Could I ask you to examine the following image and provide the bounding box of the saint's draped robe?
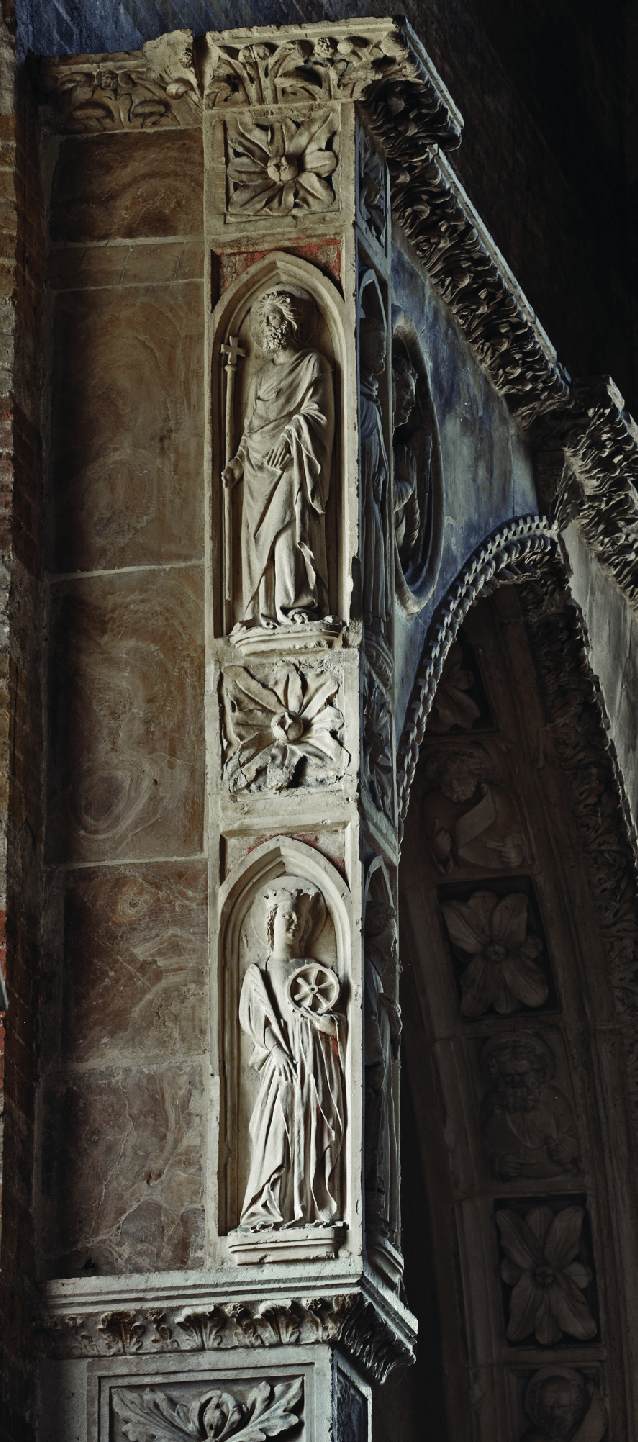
[238,959,344,1227]
[238,348,334,621]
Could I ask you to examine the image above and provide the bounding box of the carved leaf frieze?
[221,662,348,792]
[39,1293,415,1381]
[39,33,200,132]
[204,18,461,132]
[497,1204,597,1346]
[226,110,339,216]
[112,1377,303,1442]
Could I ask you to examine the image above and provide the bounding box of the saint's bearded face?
[439,756,481,803]
[494,1054,545,1112]
[260,306,297,355]
[536,1377,586,1438]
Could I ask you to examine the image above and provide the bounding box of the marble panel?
[50,281,204,572]
[61,861,208,1064]
[42,1062,206,1276]
[50,130,204,243]
[47,567,204,865]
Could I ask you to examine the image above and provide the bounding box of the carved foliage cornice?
[203,17,462,150]
[38,1292,414,1383]
[534,376,638,606]
[363,133,570,425]
[397,515,560,831]
[37,29,201,132]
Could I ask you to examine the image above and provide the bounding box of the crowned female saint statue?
[238,877,344,1229]
[223,287,335,632]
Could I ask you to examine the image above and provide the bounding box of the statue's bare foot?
[288,610,311,626]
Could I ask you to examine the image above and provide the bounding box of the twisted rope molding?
[396,514,559,835]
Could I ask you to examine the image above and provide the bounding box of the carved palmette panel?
[218,838,350,1251]
[111,1375,304,1441]
[391,316,443,612]
[211,254,345,640]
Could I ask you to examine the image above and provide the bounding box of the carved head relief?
[523,1366,606,1442]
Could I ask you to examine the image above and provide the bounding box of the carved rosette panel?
[225,108,340,218]
[220,660,349,792]
[111,1376,304,1442]
[496,1201,598,1348]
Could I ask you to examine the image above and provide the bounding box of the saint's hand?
[265,435,290,471]
[271,1045,295,1083]
[222,456,243,488]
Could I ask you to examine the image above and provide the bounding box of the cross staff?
[221,334,246,612]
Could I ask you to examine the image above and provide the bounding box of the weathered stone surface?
[60,862,208,1063]
[48,239,204,292]
[42,1062,206,1275]
[50,281,204,572]
[46,567,204,864]
[50,129,203,242]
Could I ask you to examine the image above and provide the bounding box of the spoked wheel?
[287,961,339,1015]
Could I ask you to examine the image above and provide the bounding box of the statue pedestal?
[227,1224,346,1265]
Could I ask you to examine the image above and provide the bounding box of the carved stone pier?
[30,18,468,1439]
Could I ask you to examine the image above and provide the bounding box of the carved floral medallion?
[441,889,549,1017]
[497,1204,597,1346]
[221,662,348,791]
[226,110,339,216]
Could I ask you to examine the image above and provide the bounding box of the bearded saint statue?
[223,286,334,629]
[238,877,344,1228]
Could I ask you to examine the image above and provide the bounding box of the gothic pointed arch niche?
[210,250,348,638]
[216,834,355,1259]
[387,527,638,1442]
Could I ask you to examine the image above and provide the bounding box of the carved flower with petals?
[497,1205,597,1345]
[227,110,339,215]
[222,662,348,791]
[441,890,548,1017]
